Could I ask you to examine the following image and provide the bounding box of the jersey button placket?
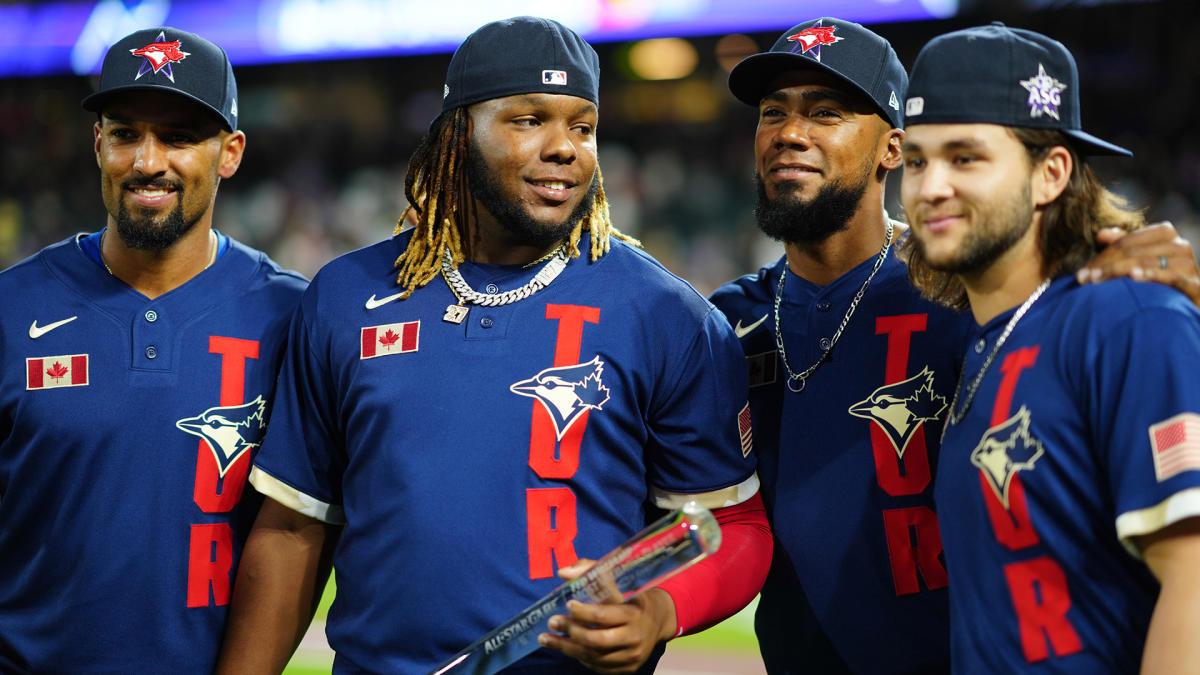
[133,306,170,370]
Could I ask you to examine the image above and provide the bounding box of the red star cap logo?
[786,26,843,53]
[129,32,190,82]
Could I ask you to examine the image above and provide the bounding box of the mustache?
[121,178,182,191]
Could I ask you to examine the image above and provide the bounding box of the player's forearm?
[656,492,772,636]
[215,498,333,675]
[1138,517,1200,674]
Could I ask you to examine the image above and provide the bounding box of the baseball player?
[711,17,1200,674]
[215,16,771,674]
[902,24,1200,672]
[0,28,306,672]
[711,18,962,673]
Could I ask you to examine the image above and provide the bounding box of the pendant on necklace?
[443,304,469,324]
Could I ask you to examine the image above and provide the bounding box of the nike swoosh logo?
[365,292,406,310]
[733,314,768,339]
[29,316,78,339]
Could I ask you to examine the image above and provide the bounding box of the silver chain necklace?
[774,220,894,393]
[944,277,1051,428]
[439,245,568,324]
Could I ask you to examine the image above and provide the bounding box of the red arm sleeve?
[655,492,772,636]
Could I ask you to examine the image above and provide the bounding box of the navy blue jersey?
[936,276,1200,673]
[0,233,306,672]
[710,248,969,674]
[251,230,758,674]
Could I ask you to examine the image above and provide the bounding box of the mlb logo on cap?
[543,70,567,85]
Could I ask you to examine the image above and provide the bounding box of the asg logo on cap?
[1020,63,1066,120]
[130,31,190,83]
[542,70,567,85]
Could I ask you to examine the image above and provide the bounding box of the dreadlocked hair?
[391,107,639,299]
[902,127,1144,311]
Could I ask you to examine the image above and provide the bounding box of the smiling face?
[465,93,599,251]
[900,123,1039,276]
[94,89,243,251]
[753,70,894,243]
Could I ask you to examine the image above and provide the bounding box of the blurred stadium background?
[2,0,1194,671]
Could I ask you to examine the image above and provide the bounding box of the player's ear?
[93,121,103,167]
[1032,145,1071,207]
[879,126,904,173]
[217,130,246,179]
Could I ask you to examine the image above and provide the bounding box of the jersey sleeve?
[250,287,348,524]
[645,306,759,510]
[1094,299,1200,555]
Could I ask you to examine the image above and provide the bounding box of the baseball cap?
[904,23,1130,156]
[82,27,238,132]
[441,16,599,113]
[728,17,906,128]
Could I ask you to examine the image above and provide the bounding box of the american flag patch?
[542,69,567,85]
[738,402,753,457]
[361,321,419,359]
[27,354,89,390]
[1149,413,1200,481]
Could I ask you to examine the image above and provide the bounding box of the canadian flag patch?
[738,402,753,457]
[1149,413,1200,481]
[27,354,89,390]
[361,321,419,359]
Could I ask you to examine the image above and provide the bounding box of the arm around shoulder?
[215,496,340,675]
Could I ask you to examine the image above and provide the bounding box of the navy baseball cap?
[441,16,599,113]
[904,23,1130,156]
[82,27,238,132]
[728,17,906,128]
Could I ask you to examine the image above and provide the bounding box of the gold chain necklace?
[99,229,217,276]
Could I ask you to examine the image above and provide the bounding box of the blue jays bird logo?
[970,406,1045,509]
[130,31,190,82]
[176,396,268,477]
[848,367,947,459]
[510,357,610,440]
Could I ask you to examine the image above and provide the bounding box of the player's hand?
[1077,221,1200,307]
[538,559,677,674]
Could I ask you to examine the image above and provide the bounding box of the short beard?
[914,180,1034,276]
[754,170,869,245]
[467,139,599,250]
[114,182,194,251]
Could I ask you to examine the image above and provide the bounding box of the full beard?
[754,169,870,245]
[913,181,1034,276]
[467,139,599,250]
[114,182,195,251]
